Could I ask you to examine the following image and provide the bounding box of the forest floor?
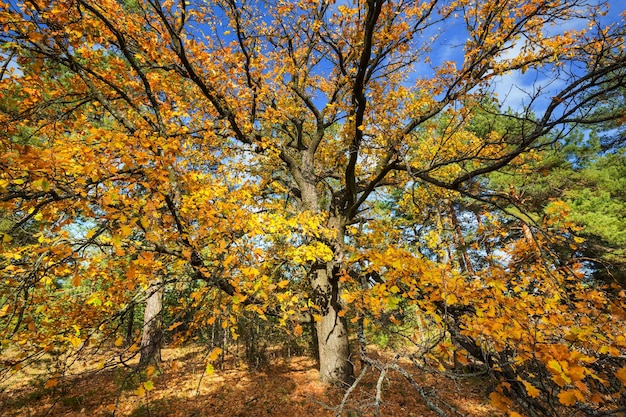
[1,345,507,417]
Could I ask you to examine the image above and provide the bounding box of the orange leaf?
[489,391,512,410]
[44,378,58,389]
[558,389,584,406]
[616,367,626,386]
[569,365,586,383]
[167,321,183,331]
[522,380,540,398]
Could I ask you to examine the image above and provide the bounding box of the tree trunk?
[125,302,135,347]
[299,163,354,385]
[310,262,354,386]
[309,318,320,366]
[139,280,163,367]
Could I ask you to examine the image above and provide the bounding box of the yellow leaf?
[522,380,540,398]
[293,324,303,336]
[112,235,124,256]
[69,336,82,348]
[546,359,563,374]
[277,280,289,288]
[143,380,154,391]
[114,336,124,347]
[444,293,457,305]
[134,385,145,396]
[205,363,214,375]
[208,347,222,362]
[120,224,133,237]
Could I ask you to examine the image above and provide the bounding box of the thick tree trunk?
[299,162,354,385]
[139,280,163,367]
[310,262,354,386]
[309,319,320,365]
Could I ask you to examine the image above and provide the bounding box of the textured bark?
[311,262,354,385]
[299,172,355,385]
[125,303,135,347]
[139,280,163,367]
[309,319,320,366]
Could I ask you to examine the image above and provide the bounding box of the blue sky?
[3,0,623,114]
[428,0,626,112]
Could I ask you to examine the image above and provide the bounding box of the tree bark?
[125,302,135,347]
[310,261,354,386]
[299,172,355,385]
[139,280,163,367]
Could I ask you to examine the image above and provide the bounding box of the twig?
[334,364,370,417]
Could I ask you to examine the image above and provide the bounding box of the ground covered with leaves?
[1,346,506,417]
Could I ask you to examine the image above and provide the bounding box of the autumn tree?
[1,0,626,414]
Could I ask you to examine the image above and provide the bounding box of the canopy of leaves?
[1,0,625,415]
